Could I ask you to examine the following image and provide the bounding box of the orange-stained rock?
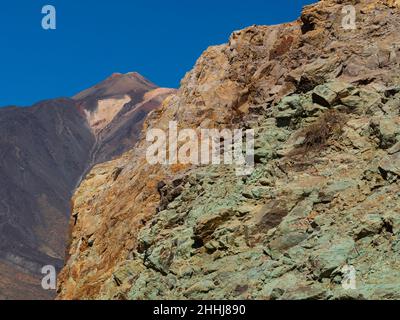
[58,0,400,300]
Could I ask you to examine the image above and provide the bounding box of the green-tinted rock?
[310,237,355,278]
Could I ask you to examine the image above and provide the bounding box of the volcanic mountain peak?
[71,72,175,138]
[72,72,158,102]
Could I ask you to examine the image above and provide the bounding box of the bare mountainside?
[59,0,400,300]
[0,73,174,299]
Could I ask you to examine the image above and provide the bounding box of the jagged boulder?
[380,152,400,178]
[312,82,353,108]
[370,117,400,149]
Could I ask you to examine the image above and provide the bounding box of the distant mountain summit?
[74,72,176,164]
[0,73,175,299]
[73,72,158,105]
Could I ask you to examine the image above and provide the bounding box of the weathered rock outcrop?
[58,0,400,300]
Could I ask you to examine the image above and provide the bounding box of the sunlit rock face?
[0,73,174,299]
[58,0,400,300]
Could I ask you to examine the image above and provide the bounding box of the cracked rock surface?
[58,0,400,300]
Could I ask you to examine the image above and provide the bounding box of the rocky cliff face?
[58,0,400,299]
[0,73,173,299]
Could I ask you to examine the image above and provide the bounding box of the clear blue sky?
[0,0,316,107]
